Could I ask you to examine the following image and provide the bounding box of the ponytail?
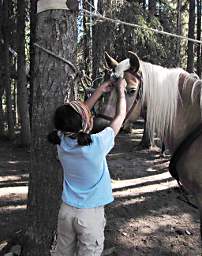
[77,132,92,146]
[47,130,61,145]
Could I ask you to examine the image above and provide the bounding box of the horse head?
[93,52,143,132]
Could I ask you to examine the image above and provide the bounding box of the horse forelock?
[114,59,130,78]
[140,61,183,141]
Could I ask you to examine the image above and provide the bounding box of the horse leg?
[161,142,165,154]
[139,118,152,149]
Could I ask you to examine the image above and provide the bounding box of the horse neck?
[140,61,202,152]
[167,74,202,152]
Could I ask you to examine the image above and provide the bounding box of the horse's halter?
[95,71,143,123]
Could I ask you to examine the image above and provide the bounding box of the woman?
[48,78,126,256]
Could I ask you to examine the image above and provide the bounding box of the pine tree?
[22,1,78,254]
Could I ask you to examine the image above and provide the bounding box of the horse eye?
[127,88,136,96]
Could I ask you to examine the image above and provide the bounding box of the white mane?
[140,61,184,141]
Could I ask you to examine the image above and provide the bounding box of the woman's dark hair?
[47,105,92,146]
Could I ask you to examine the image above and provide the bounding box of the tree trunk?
[187,0,195,73]
[142,0,146,10]
[29,0,38,127]
[176,0,182,66]
[0,87,4,136]
[158,0,162,17]
[92,0,114,84]
[0,2,5,136]
[22,3,78,256]
[148,0,156,16]
[196,0,201,77]
[17,0,31,146]
[13,81,17,126]
[83,0,92,76]
[2,0,15,140]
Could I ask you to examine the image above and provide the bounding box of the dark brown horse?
[94,52,202,242]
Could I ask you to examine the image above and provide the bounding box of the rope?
[33,43,95,100]
[83,9,202,45]
[34,43,78,73]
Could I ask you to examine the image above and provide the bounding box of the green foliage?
[112,1,179,67]
[79,0,191,78]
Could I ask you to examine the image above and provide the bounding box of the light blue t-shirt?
[57,127,115,208]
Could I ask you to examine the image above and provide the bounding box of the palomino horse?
[94,52,202,241]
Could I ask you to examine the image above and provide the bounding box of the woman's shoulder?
[91,127,115,139]
[91,127,115,153]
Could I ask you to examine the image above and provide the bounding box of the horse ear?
[128,51,140,73]
[105,52,118,69]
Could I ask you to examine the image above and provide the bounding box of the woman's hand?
[85,80,113,110]
[116,78,127,97]
[99,80,114,93]
[109,78,127,136]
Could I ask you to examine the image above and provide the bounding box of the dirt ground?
[0,122,201,256]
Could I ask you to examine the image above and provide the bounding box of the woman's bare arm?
[110,79,126,135]
[84,80,113,110]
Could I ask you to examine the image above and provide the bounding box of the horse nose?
[92,117,110,133]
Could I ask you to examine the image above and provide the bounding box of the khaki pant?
[52,202,106,256]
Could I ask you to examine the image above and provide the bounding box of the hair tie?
[65,101,93,134]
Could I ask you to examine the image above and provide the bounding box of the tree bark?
[176,0,182,66]
[82,0,93,76]
[0,91,4,136]
[0,2,5,136]
[17,0,31,146]
[196,0,201,77]
[29,0,38,127]
[142,0,146,10]
[148,0,156,16]
[22,4,78,256]
[187,0,195,73]
[92,0,115,85]
[2,0,15,140]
